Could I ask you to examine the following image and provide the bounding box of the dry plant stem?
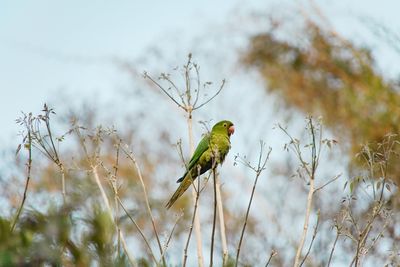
[187,111,205,267]
[100,159,158,267]
[216,176,228,264]
[265,251,277,267]
[327,228,340,267]
[113,141,121,257]
[235,143,270,267]
[210,168,218,267]
[349,201,386,267]
[234,172,258,265]
[183,178,201,267]
[59,163,66,202]
[43,111,65,202]
[293,119,317,267]
[121,146,166,267]
[161,212,183,260]
[117,197,158,266]
[294,164,315,267]
[143,72,185,109]
[11,131,32,232]
[92,165,135,266]
[349,164,389,267]
[299,210,320,267]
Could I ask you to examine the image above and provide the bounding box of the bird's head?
[212,120,235,136]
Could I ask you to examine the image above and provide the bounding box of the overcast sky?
[1,0,400,146]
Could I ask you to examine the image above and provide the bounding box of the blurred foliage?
[0,204,131,267]
[243,20,400,184]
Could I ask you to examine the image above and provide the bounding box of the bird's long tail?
[165,175,194,209]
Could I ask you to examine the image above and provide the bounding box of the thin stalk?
[59,162,66,203]
[327,229,339,267]
[265,251,277,267]
[183,178,201,267]
[117,197,158,266]
[294,174,315,267]
[210,168,218,267]
[161,212,183,260]
[121,146,166,267]
[11,131,32,232]
[43,106,66,203]
[114,141,121,257]
[216,176,228,264]
[235,141,272,267]
[235,170,261,265]
[92,165,135,266]
[187,110,205,267]
[293,118,317,267]
[235,144,270,266]
[299,210,320,267]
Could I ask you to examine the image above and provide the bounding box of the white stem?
[216,176,228,263]
[188,112,204,267]
[294,178,314,267]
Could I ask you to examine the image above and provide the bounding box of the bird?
[166,120,234,209]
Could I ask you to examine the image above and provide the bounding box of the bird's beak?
[228,125,235,136]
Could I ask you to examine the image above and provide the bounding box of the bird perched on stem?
[166,120,235,209]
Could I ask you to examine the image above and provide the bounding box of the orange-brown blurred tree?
[243,20,400,185]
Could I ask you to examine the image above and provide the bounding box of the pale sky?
[1,0,399,145]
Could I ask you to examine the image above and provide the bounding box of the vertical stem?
[210,169,218,267]
[92,165,136,266]
[235,171,261,266]
[187,110,205,267]
[327,231,339,267]
[216,176,228,264]
[115,194,121,256]
[11,131,32,232]
[354,233,362,267]
[293,177,314,267]
[59,163,66,203]
[294,118,316,267]
[114,143,121,257]
[183,181,201,267]
[130,153,166,267]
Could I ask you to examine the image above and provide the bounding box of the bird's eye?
[223,123,227,127]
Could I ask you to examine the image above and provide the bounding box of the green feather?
[166,120,234,209]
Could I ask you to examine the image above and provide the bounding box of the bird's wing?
[186,133,210,171]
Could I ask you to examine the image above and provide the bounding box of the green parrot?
[166,120,235,209]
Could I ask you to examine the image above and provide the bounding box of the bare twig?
[143,71,185,109]
[216,175,228,264]
[183,176,201,267]
[117,197,157,265]
[286,117,319,267]
[315,174,342,193]
[113,140,122,257]
[193,79,226,110]
[235,142,271,266]
[265,250,277,267]
[161,211,183,259]
[327,223,340,267]
[210,168,218,267]
[299,210,320,267]
[11,130,32,232]
[20,105,68,202]
[120,145,166,266]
